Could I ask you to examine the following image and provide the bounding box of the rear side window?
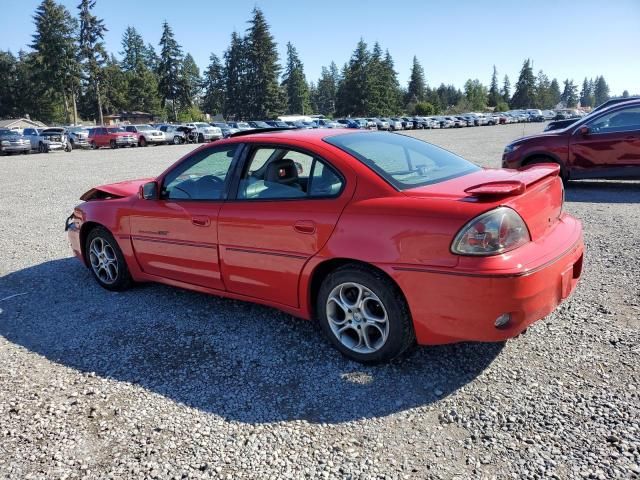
[325,132,479,189]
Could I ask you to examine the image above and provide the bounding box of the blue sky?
[1,0,639,95]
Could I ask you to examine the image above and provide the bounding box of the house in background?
[103,111,155,125]
[0,117,47,133]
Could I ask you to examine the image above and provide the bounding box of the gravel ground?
[1,124,638,479]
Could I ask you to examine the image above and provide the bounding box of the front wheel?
[139,137,147,147]
[173,136,182,145]
[197,133,204,143]
[317,265,415,364]
[110,139,117,149]
[85,226,132,291]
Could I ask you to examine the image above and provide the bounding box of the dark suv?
[502,100,640,181]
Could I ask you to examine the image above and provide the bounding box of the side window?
[588,107,640,133]
[237,146,343,200]
[162,145,237,200]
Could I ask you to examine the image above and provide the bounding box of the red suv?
[502,100,640,181]
[88,127,139,149]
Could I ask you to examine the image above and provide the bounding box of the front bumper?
[391,215,584,345]
[146,136,165,144]
[1,144,30,153]
[116,137,138,146]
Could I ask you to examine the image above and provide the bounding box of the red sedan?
[66,129,584,363]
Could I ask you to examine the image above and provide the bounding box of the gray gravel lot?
[1,124,639,479]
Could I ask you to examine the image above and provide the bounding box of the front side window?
[162,145,238,200]
[325,131,480,189]
[237,146,343,200]
[588,107,640,134]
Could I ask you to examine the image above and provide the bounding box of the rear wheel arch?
[308,258,409,320]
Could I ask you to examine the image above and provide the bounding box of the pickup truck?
[124,125,165,146]
[184,122,223,142]
[22,127,71,153]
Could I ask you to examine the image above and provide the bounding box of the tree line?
[0,0,632,125]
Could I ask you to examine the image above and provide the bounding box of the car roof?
[225,127,370,143]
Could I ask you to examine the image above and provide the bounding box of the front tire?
[139,137,147,147]
[173,136,182,145]
[317,264,415,364]
[85,226,132,291]
[198,133,204,143]
[110,139,117,149]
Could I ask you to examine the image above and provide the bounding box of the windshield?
[325,132,480,189]
[0,129,13,135]
[107,128,125,133]
[236,122,251,128]
[135,125,151,130]
[195,123,209,128]
[252,121,270,128]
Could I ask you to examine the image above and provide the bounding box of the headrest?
[265,159,299,185]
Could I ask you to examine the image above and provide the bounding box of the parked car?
[0,128,30,155]
[66,126,91,149]
[88,127,138,149]
[544,97,640,132]
[66,129,583,363]
[503,99,640,181]
[228,122,254,132]
[461,114,480,126]
[159,125,187,145]
[248,121,272,129]
[124,125,165,146]
[384,118,404,131]
[399,117,415,129]
[313,118,342,128]
[23,127,69,153]
[210,122,239,138]
[185,122,223,142]
[285,120,314,129]
[366,118,389,130]
[265,120,293,129]
[444,116,464,128]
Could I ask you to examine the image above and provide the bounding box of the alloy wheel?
[326,282,389,354]
[89,236,119,285]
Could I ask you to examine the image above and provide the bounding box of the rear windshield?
[325,132,480,189]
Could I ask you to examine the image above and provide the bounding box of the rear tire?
[198,133,204,143]
[173,136,182,145]
[110,139,117,149]
[317,264,415,364]
[85,226,132,291]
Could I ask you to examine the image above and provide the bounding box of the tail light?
[451,207,530,256]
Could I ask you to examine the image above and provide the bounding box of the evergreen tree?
[0,51,20,118]
[157,21,183,121]
[464,79,487,111]
[223,31,248,119]
[549,78,561,107]
[406,55,426,104]
[245,8,282,118]
[622,90,630,98]
[101,54,128,114]
[120,26,145,72]
[314,62,339,116]
[501,74,511,104]
[487,65,500,107]
[511,59,536,108]
[281,42,310,114]
[337,39,370,116]
[31,0,79,123]
[179,53,201,109]
[560,79,578,107]
[534,70,552,109]
[201,53,225,116]
[579,78,594,107]
[594,76,610,106]
[143,43,159,71]
[78,0,107,124]
[380,49,401,115]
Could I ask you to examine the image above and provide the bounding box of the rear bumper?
[391,215,584,345]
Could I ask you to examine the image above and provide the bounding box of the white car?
[66,126,91,149]
[124,125,165,146]
[159,125,187,145]
[185,122,223,142]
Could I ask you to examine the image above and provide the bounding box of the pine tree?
[622,90,630,98]
[201,53,225,116]
[487,65,500,107]
[560,79,578,107]
[101,54,127,114]
[511,59,536,108]
[464,79,487,111]
[31,0,79,123]
[157,21,183,121]
[406,56,426,104]
[579,78,594,108]
[281,42,310,114]
[534,70,552,109]
[314,62,339,116]
[120,26,145,72]
[78,0,107,124]
[143,43,159,71]
[178,53,201,110]
[338,39,370,116]
[223,31,248,119]
[0,51,20,118]
[594,76,610,107]
[501,74,511,105]
[380,49,401,115]
[549,78,561,107]
[245,8,282,118]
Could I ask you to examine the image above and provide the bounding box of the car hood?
[509,129,567,145]
[80,177,153,201]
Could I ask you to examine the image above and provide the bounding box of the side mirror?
[578,126,590,136]
[140,181,159,200]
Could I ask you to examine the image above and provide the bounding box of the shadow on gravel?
[0,258,502,424]
[565,180,640,204]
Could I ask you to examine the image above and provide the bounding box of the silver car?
[125,125,165,146]
[66,126,91,149]
[185,122,223,142]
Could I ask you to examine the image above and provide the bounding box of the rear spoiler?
[465,164,560,197]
